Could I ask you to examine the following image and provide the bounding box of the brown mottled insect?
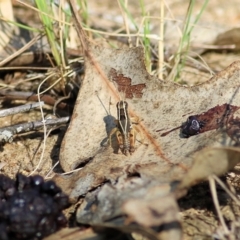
[109,100,142,155]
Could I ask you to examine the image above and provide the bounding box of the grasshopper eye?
[116,101,128,109]
[123,101,128,108]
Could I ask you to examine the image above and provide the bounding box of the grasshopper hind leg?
[116,130,124,152]
[129,128,136,154]
[108,127,123,154]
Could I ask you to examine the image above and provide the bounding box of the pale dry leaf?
[44,227,101,240]
[179,147,240,189]
[56,41,240,199]
[76,180,181,240]
[122,195,181,240]
[0,162,6,170]
[214,28,240,50]
[0,0,16,53]
[123,197,177,227]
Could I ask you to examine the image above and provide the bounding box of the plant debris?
[0,173,70,240]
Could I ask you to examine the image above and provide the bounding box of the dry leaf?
[44,227,102,240]
[75,180,181,240]
[179,147,240,189]
[54,40,240,237]
[0,0,16,54]
[122,195,181,240]
[214,28,240,50]
[56,41,240,199]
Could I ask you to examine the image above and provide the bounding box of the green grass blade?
[35,0,61,66]
[173,0,209,81]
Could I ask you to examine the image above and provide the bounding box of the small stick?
[0,116,69,143]
[158,0,164,79]
[0,33,44,67]
[0,90,71,111]
[0,102,44,118]
[213,175,240,206]
[208,175,230,235]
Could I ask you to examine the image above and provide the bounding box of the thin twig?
[0,33,44,67]
[29,125,59,176]
[0,90,71,111]
[84,26,161,40]
[192,43,236,50]
[0,102,44,118]
[68,0,119,101]
[0,116,69,143]
[186,52,215,75]
[208,175,230,235]
[45,161,60,178]
[45,163,83,179]
[158,0,164,79]
[0,66,52,71]
[117,0,132,47]
[213,175,240,206]
[30,74,54,174]
[16,0,72,26]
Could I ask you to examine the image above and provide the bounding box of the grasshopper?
[109,100,142,155]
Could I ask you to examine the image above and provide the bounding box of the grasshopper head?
[116,101,128,110]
